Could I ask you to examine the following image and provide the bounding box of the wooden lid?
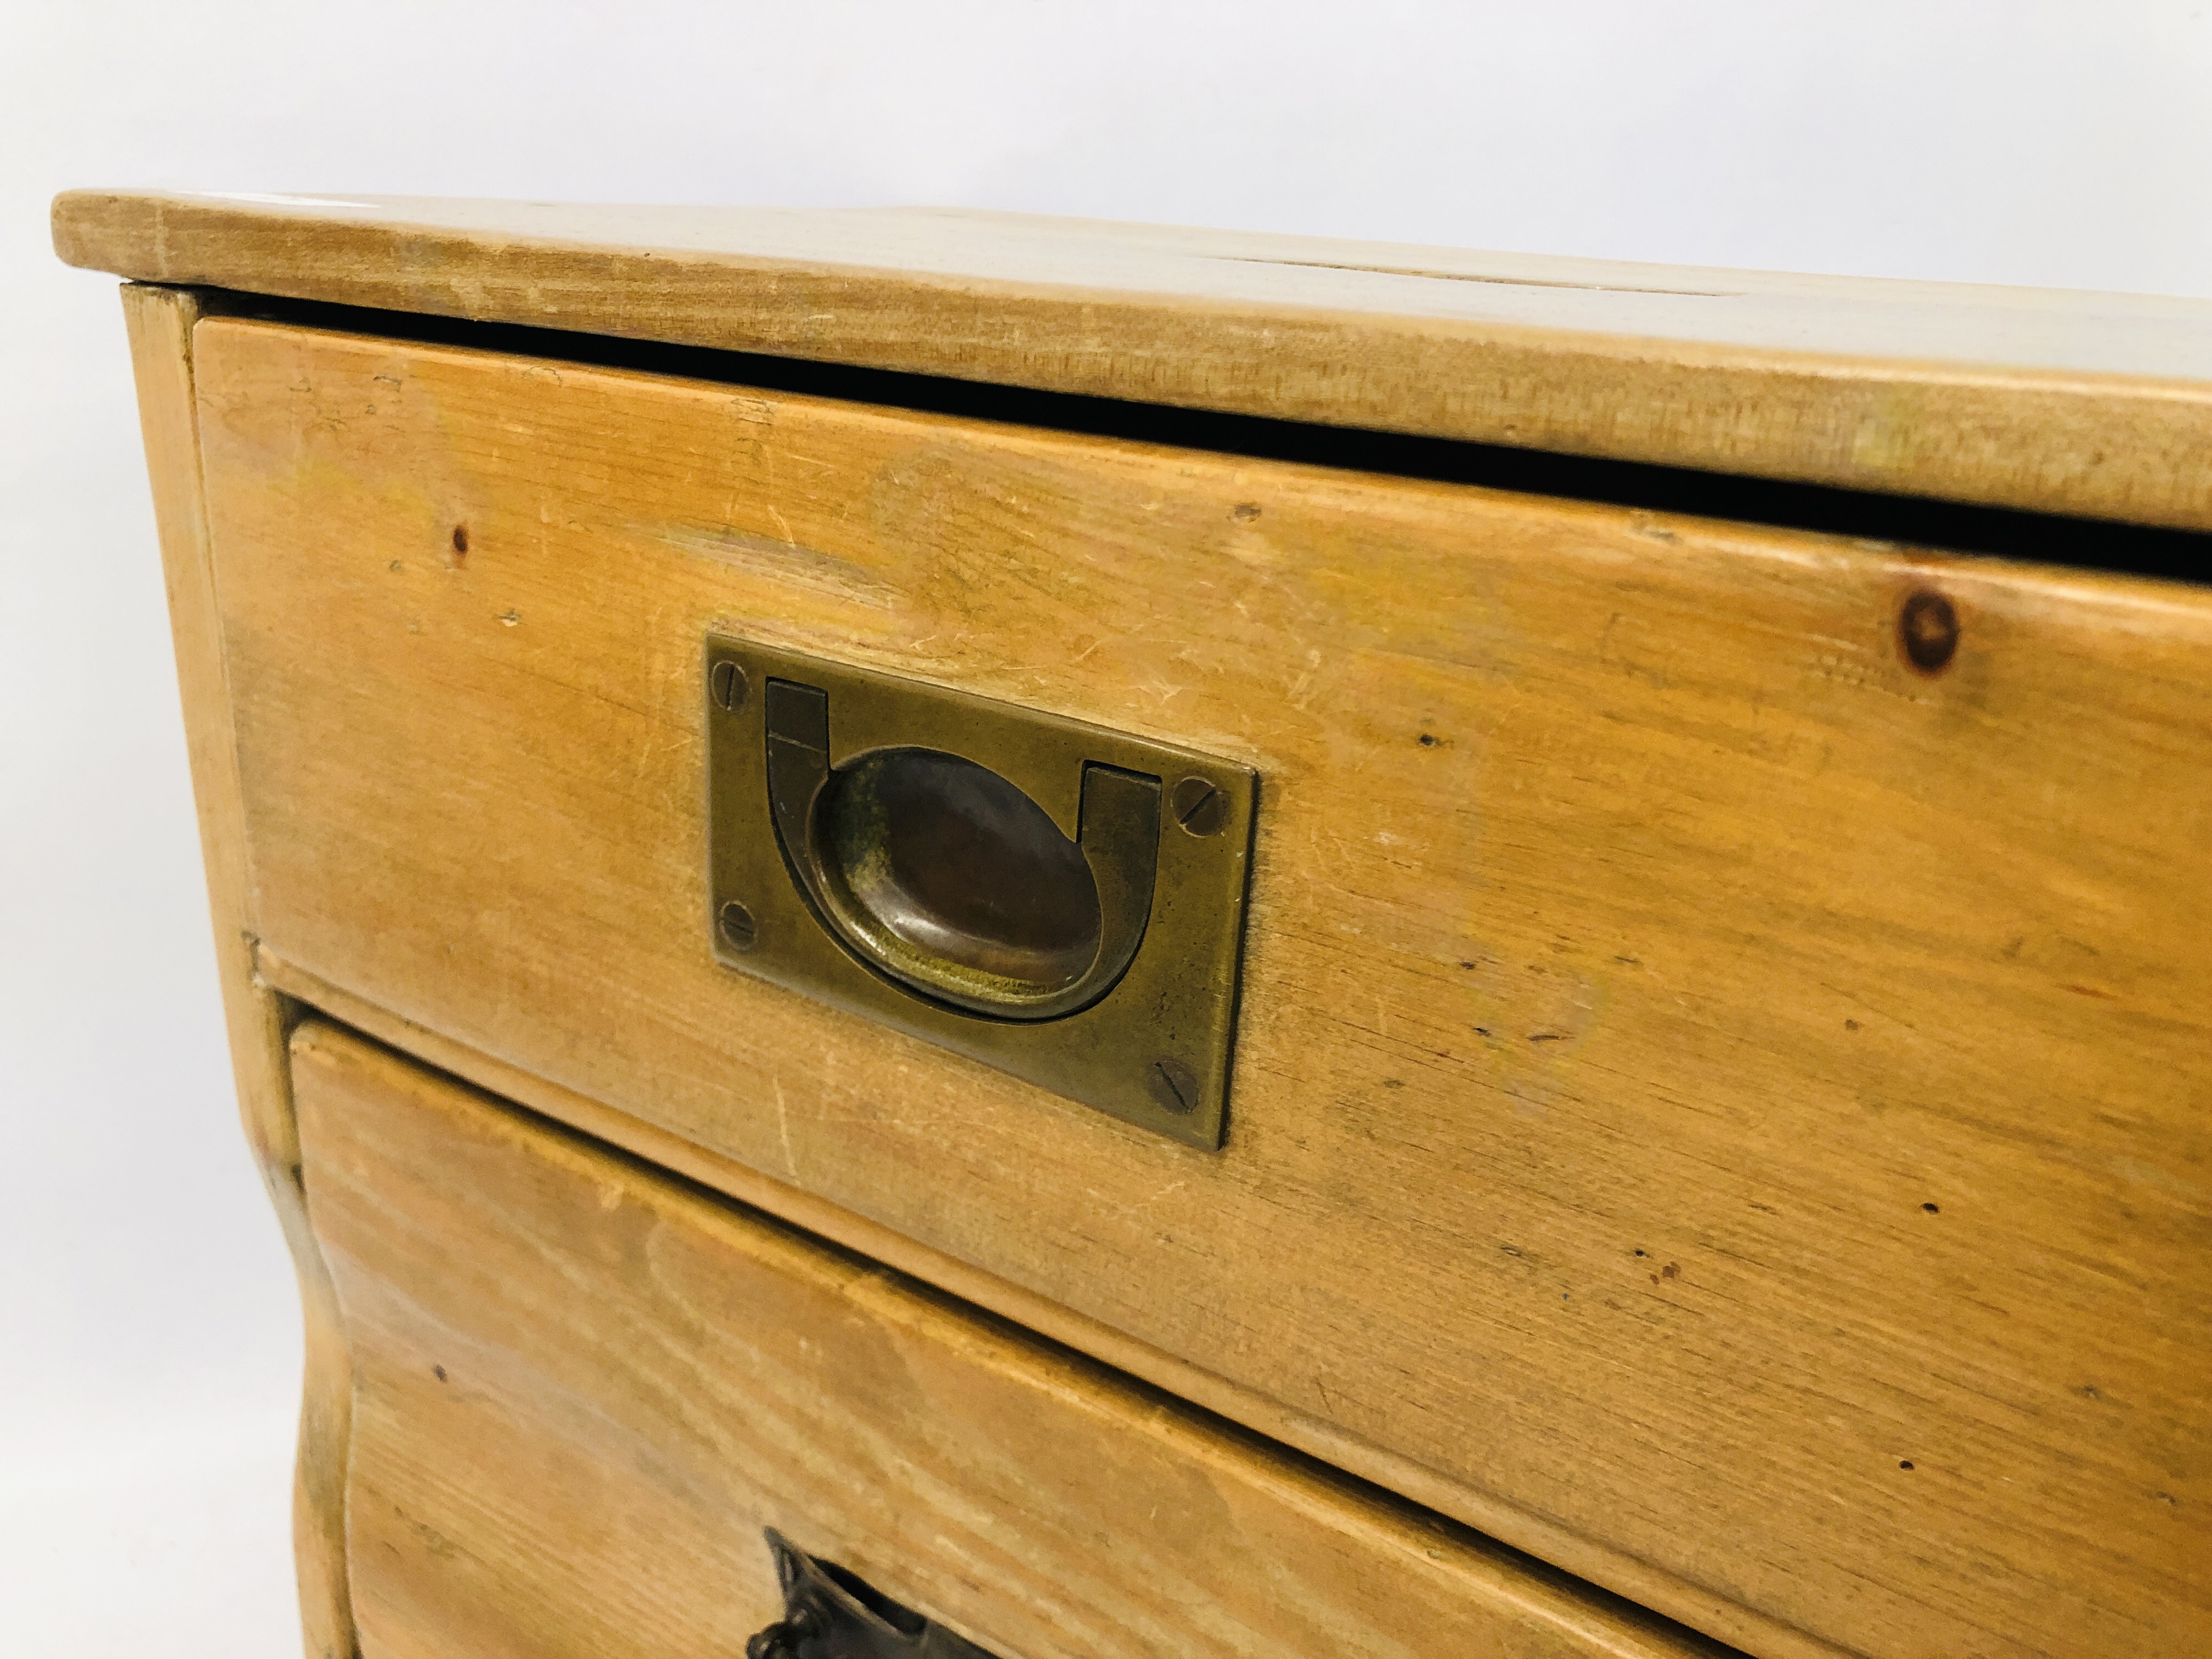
[54,188,2212,531]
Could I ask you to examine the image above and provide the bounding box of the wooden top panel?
[53,188,2212,532]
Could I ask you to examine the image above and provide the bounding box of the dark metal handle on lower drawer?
[744,1530,1000,1659]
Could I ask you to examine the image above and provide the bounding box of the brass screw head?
[718,900,758,951]
[711,659,751,711]
[1170,776,1227,837]
[1148,1056,1199,1114]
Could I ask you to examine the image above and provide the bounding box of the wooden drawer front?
[204,318,2212,1659]
[294,1020,1709,1659]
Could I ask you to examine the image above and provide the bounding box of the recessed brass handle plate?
[706,636,1256,1149]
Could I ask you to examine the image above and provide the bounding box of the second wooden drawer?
[295,1020,1708,1658]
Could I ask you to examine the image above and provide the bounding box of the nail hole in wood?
[1899,589,1959,674]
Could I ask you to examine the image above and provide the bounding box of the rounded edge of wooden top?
[53,187,2212,534]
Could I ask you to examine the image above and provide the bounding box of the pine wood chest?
[58,189,2212,1659]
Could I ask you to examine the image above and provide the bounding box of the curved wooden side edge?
[257,950,1833,1659]
[122,283,358,1659]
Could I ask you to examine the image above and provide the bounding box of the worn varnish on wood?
[53,188,2212,531]
[294,1020,1720,1659]
[194,318,2212,1659]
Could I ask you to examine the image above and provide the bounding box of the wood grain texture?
[120,286,357,1659]
[55,188,2212,531]
[265,947,1768,1655]
[198,318,2212,1659]
[294,1019,1723,1659]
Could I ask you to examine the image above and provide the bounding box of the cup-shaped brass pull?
[744,1528,1000,1658]
[765,679,1159,1020]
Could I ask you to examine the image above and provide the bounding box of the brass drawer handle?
[764,677,1159,1020]
[707,636,1257,1146]
[746,1530,999,1659]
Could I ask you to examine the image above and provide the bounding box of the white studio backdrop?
[3,3,2208,1652]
